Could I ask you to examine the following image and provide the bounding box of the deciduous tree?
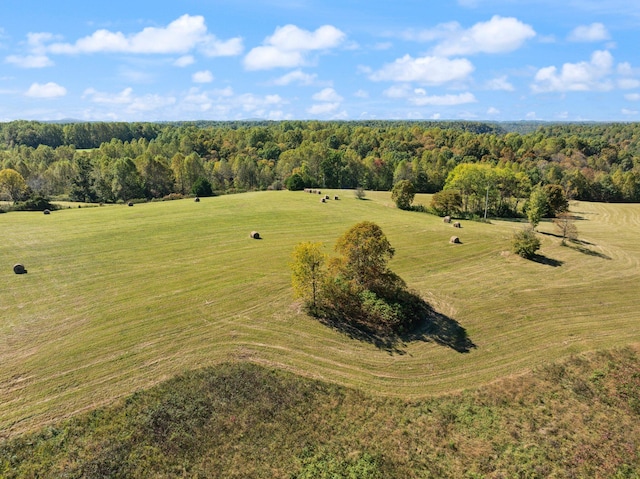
[0,168,27,203]
[290,242,327,315]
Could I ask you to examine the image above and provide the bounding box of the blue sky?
[1,0,640,122]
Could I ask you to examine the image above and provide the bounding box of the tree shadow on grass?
[530,254,564,267]
[566,241,611,260]
[317,293,476,355]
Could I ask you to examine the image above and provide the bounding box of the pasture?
[1,190,639,436]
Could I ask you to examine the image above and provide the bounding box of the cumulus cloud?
[403,16,535,56]
[354,89,369,99]
[568,23,610,42]
[383,85,476,106]
[410,90,477,106]
[5,54,53,68]
[312,87,343,102]
[174,55,195,67]
[625,93,640,101]
[486,76,515,91]
[272,70,318,86]
[192,70,214,83]
[45,15,242,57]
[244,24,345,70]
[307,102,340,115]
[83,87,176,113]
[25,82,66,98]
[487,107,500,115]
[532,50,615,93]
[370,54,474,84]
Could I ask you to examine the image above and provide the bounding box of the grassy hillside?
[1,348,639,478]
[1,190,640,436]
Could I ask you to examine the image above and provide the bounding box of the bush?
[14,196,56,212]
[191,177,214,197]
[285,173,306,191]
[512,227,541,259]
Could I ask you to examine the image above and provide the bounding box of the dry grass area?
[1,191,640,437]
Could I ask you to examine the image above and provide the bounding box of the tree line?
[1,120,640,208]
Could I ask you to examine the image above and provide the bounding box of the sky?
[1,0,640,122]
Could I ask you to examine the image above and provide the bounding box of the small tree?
[553,212,578,245]
[430,189,462,216]
[526,186,549,230]
[334,221,395,291]
[512,226,541,259]
[0,168,28,203]
[391,180,415,210]
[355,186,366,200]
[290,242,327,315]
[544,184,569,216]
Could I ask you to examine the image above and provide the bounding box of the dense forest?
[1,120,640,215]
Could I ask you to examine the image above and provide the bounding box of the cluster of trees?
[1,120,640,206]
[291,222,427,335]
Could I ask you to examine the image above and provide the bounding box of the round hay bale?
[325,195,330,200]
[334,195,339,200]
[317,190,322,195]
[443,215,451,223]
[320,198,326,203]
[13,264,27,274]
[449,236,461,244]
[453,221,461,228]
[128,202,134,207]
[194,197,200,202]
[43,209,51,215]
[250,231,261,239]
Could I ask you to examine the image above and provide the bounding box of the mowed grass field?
[1,190,639,437]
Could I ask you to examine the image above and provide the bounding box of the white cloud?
[410,91,477,106]
[622,108,638,115]
[354,89,369,99]
[383,84,412,98]
[83,87,134,104]
[83,87,176,113]
[45,15,242,57]
[192,70,214,83]
[272,70,317,86]
[486,76,515,91]
[625,93,640,101]
[25,82,66,98]
[312,87,343,102]
[307,102,340,115]
[370,55,474,84]
[526,111,537,119]
[568,23,610,42]
[487,107,500,115]
[532,50,614,93]
[244,24,345,70]
[174,55,195,67]
[619,79,640,89]
[268,24,345,51]
[200,37,244,57]
[404,16,535,56]
[5,54,53,68]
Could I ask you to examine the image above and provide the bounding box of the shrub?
[512,227,541,259]
[355,187,366,200]
[285,173,306,191]
[191,177,214,197]
[14,196,56,212]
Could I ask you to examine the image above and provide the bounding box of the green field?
[2,190,639,437]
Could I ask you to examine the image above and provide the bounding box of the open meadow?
[2,190,640,437]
